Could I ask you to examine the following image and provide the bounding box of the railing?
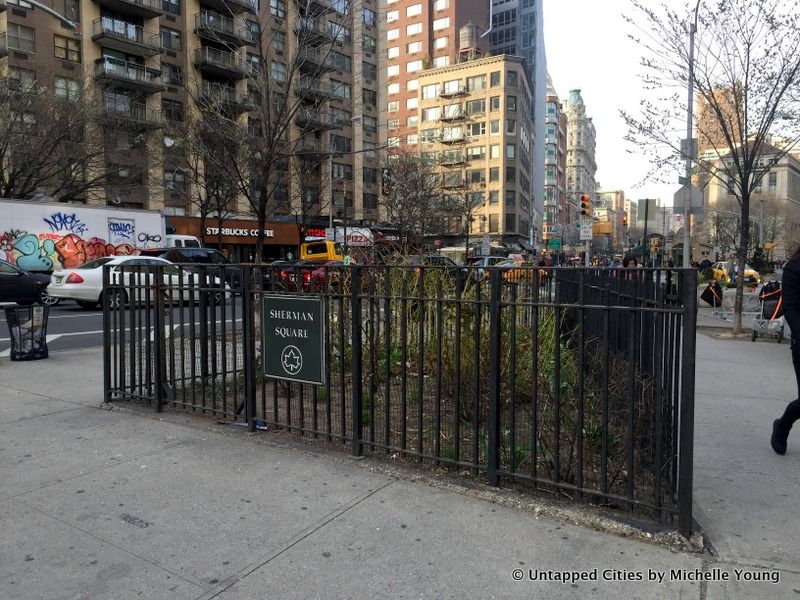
[95,57,163,87]
[297,76,332,97]
[200,82,252,107]
[195,11,247,41]
[194,47,250,75]
[294,17,330,38]
[103,101,164,125]
[103,264,697,536]
[296,108,337,128]
[297,46,335,69]
[92,18,161,49]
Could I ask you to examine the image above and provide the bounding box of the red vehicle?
[277,260,343,292]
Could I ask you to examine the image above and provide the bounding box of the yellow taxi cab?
[711,261,761,285]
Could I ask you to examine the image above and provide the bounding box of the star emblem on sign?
[281,345,303,375]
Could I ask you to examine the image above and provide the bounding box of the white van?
[165,235,202,248]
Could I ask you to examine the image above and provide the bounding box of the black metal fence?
[102,263,696,535]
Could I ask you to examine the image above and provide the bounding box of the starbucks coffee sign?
[262,295,325,385]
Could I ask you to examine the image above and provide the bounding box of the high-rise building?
[695,85,743,157]
[564,89,596,222]
[543,73,566,249]
[0,0,380,227]
[596,189,625,251]
[415,53,535,252]
[379,0,488,150]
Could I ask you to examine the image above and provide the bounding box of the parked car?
[47,256,228,309]
[406,254,468,279]
[138,247,240,286]
[465,255,509,280]
[711,261,761,285]
[0,259,60,306]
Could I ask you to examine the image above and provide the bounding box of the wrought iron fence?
[103,263,696,535]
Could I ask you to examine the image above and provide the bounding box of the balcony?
[92,0,162,19]
[295,137,333,156]
[194,47,251,79]
[199,0,255,15]
[440,85,467,98]
[294,17,332,44]
[440,152,466,166]
[95,57,165,93]
[295,76,332,102]
[92,19,161,57]
[295,108,338,131]
[297,46,336,73]
[102,102,165,129]
[294,0,334,16]
[200,82,255,113]
[440,131,465,144]
[440,109,465,122]
[194,12,249,47]
[441,178,464,189]
[0,33,6,58]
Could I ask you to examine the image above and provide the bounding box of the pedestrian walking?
[771,246,800,454]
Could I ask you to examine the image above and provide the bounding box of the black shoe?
[771,419,788,455]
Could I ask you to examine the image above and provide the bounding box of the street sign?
[579,218,593,241]
[547,238,562,250]
[680,138,698,160]
[481,234,490,256]
[672,185,704,214]
[262,295,326,385]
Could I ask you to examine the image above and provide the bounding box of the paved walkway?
[1,327,799,598]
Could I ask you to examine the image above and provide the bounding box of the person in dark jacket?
[771,247,800,454]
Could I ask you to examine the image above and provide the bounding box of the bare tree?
[382,146,440,248]
[623,0,800,332]
[442,176,485,258]
[0,79,132,201]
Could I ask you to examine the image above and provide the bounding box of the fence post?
[678,269,697,536]
[351,266,363,457]
[153,266,167,413]
[242,268,257,432]
[487,268,502,487]
[102,265,112,403]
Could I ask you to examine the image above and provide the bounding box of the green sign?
[547,239,562,250]
[262,295,326,385]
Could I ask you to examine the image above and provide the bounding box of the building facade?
[542,73,566,249]
[564,88,596,224]
[415,54,535,251]
[596,189,625,252]
[0,0,381,230]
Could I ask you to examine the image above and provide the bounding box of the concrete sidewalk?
[0,338,797,599]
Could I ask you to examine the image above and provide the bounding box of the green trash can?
[4,306,49,361]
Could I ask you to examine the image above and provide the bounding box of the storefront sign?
[205,227,275,238]
[167,216,300,246]
[262,295,325,385]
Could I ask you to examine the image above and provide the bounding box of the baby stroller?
[752,280,785,342]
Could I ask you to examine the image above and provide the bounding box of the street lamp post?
[683,0,702,268]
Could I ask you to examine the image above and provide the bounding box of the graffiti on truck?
[43,212,88,237]
[0,230,139,271]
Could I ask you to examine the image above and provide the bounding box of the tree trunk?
[733,196,751,334]
[199,210,207,248]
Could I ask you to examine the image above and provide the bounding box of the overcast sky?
[543,0,680,207]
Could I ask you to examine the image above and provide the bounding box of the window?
[331,80,352,99]
[489,167,499,182]
[332,163,353,180]
[387,28,399,41]
[329,21,351,43]
[488,191,499,205]
[507,71,518,87]
[162,99,184,122]
[387,64,400,77]
[407,22,422,36]
[160,27,181,51]
[7,0,33,7]
[442,126,463,141]
[363,115,377,133]
[363,8,376,26]
[54,34,80,61]
[466,99,485,115]
[406,3,422,16]
[467,122,485,136]
[270,0,285,17]
[505,213,516,232]
[443,79,461,94]
[162,0,179,14]
[388,137,400,147]
[490,145,500,159]
[507,95,517,111]
[490,96,501,111]
[363,88,377,107]
[388,46,400,58]
[387,119,400,130]
[9,68,36,91]
[331,134,352,153]
[406,97,418,109]
[506,119,516,135]
[490,71,501,87]
[467,146,486,161]
[505,166,516,184]
[433,0,448,9]
[407,41,422,53]
[433,17,449,30]
[164,170,186,193]
[387,9,399,22]
[421,107,440,121]
[364,193,378,210]
[407,115,418,127]
[467,170,485,184]
[434,36,448,49]
[388,83,400,95]
[407,79,418,91]
[331,51,352,71]
[54,77,80,100]
[407,134,419,145]
[407,60,422,73]
[332,107,352,125]
[466,75,486,92]
[433,56,449,68]
[388,100,399,112]
[769,172,777,192]
[442,103,461,119]
[489,214,499,232]
[490,119,500,134]
[420,128,439,142]
[363,34,377,52]
[422,83,439,100]
[272,30,285,52]
[271,61,286,82]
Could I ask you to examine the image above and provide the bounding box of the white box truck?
[0,200,166,272]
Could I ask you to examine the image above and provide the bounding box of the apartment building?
[564,88,596,222]
[415,54,535,251]
[0,0,381,227]
[596,189,625,251]
[542,73,565,249]
[381,0,488,148]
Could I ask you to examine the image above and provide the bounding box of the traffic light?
[622,214,629,227]
[580,194,591,217]
[382,167,392,196]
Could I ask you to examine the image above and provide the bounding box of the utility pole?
[642,198,650,266]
